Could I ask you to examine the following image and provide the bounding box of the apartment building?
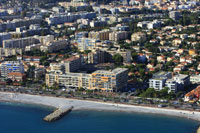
[46,12,96,25]
[46,68,128,91]
[7,72,25,82]
[149,71,172,91]
[3,37,40,49]
[46,72,92,89]
[91,68,128,91]
[0,48,22,57]
[49,63,65,73]
[76,37,99,51]
[109,31,128,42]
[61,56,81,73]
[86,49,107,64]
[40,40,69,52]
[46,14,80,25]
[190,75,200,84]
[165,79,178,93]
[137,20,162,29]
[0,17,42,32]
[173,74,190,90]
[58,1,88,8]
[0,61,24,77]
[131,32,146,42]
[149,71,190,92]
[90,21,107,28]
[88,30,110,40]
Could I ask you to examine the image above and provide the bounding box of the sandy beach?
[0,91,200,122]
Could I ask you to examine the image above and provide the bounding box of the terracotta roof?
[185,86,200,98]
[23,56,40,59]
[8,72,25,77]
[63,56,80,62]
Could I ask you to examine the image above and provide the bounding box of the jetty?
[44,106,73,122]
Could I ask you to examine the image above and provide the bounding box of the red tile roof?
[8,72,25,77]
[185,86,200,98]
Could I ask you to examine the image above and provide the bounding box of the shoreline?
[0,92,200,121]
[0,92,200,129]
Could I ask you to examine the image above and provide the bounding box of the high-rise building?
[61,56,82,73]
[109,31,128,42]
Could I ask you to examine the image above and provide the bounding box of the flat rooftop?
[93,68,128,75]
[174,74,189,79]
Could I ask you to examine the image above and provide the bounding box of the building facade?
[3,37,40,49]
[190,75,200,84]
[46,72,92,89]
[46,68,128,91]
[109,31,128,42]
[131,32,146,42]
[62,56,81,73]
[0,61,24,77]
[76,37,99,51]
[91,68,128,91]
[149,71,172,91]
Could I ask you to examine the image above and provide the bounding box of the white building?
[46,12,96,25]
[149,71,172,91]
[165,79,178,93]
[190,75,200,84]
[173,74,190,90]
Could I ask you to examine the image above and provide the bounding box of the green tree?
[140,88,156,98]
[84,50,91,54]
[52,82,59,90]
[112,54,123,65]
[159,87,169,98]
[131,52,138,62]
[26,65,35,80]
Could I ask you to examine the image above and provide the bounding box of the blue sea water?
[0,102,199,133]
